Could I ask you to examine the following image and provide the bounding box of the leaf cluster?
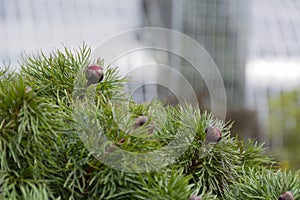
[0,45,298,200]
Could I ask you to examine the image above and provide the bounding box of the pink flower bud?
[205,126,222,143]
[190,195,202,200]
[133,116,154,134]
[135,116,149,127]
[85,65,104,86]
[278,191,294,200]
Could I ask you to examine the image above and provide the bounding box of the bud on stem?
[85,65,104,86]
[278,191,294,200]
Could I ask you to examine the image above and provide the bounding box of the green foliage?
[20,45,90,100]
[173,110,240,196]
[224,168,300,199]
[0,69,67,199]
[0,45,299,199]
[237,138,274,169]
[133,168,193,200]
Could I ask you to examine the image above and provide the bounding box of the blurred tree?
[269,90,300,170]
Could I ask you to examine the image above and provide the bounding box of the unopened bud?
[85,65,104,86]
[278,191,294,200]
[205,126,222,143]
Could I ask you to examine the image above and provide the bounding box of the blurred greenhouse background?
[1,0,300,169]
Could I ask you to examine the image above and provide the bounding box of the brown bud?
[135,116,149,127]
[134,116,154,134]
[86,65,104,86]
[146,122,155,134]
[205,126,222,143]
[117,138,126,145]
[190,195,202,200]
[278,191,294,200]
